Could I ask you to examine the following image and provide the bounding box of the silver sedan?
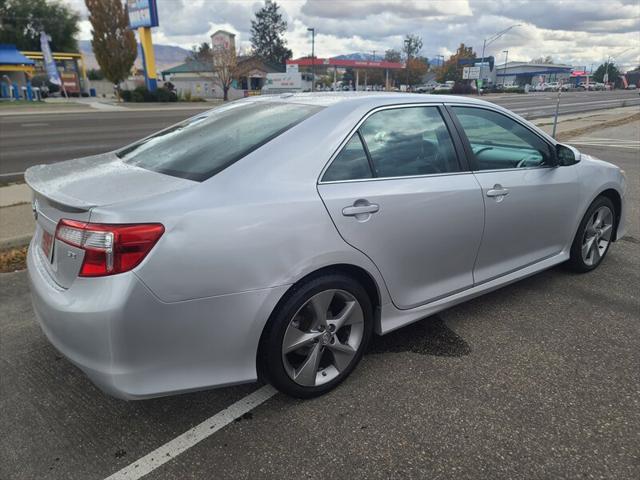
[26,93,627,399]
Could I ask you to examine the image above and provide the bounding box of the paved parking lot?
[1,123,638,479]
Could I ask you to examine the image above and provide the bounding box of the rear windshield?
[118,101,323,181]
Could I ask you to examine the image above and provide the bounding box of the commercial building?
[492,61,572,86]
[161,30,283,100]
[0,44,35,99]
[22,50,89,95]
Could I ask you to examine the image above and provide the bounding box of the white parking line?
[569,142,639,149]
[104,385,277,480]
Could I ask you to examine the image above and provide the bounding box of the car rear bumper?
[27,242,289,399]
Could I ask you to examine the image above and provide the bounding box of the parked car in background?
[434,81,454,92]
[533,83,547,92]
[544,82,560,92]
[625,83,637,90]
[26,93,627,400]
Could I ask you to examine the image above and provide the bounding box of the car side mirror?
[555,143,579,166]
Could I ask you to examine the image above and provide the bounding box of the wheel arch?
[598,188,622,241]
[256,263,383,381]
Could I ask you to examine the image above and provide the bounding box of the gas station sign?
[127,0,159,29]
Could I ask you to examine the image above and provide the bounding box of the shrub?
[133,85,157,102]
[131,90,145,102]
[451,82,474,94]
[120,89,132,102]
[156,86,177,102]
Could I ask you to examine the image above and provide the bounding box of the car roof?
[250,91,494,108]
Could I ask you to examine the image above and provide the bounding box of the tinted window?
[452,107,553,170]
[118,102,323,181]
[322,134,373,182]
[359,107,459,178]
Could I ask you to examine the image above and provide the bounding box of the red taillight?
[55,219,164,277]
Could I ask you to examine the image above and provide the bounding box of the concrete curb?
[1,234,31,250]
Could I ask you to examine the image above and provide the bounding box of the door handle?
[342,202,380,217]
[486,185,510,197]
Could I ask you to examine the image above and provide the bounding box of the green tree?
[592,62,621,84]
[187,42,212,63]
[85,0,137,89]
[0,0,79,51]
[250,0,292,65]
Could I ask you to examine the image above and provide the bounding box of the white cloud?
[64,0,640,70]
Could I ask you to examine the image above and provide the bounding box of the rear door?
[449,105,579,283]
[318,105,484,309]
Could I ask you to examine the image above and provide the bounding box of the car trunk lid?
[25,153,195,288]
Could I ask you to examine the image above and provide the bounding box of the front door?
[450,106,579,283]
[318,105,484,309]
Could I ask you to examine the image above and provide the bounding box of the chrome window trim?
[318,102,465,185]
[320,170,475,185]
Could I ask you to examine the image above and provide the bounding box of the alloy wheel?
[281,289,364,387]
[581,205,613,267]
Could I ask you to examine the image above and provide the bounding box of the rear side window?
[118,102,323,181]
[322,134,373,182]
[359,106,460,178]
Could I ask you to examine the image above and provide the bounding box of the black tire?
[567,196,616,273]
[259,273,374,398]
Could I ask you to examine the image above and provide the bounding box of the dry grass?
[0,246,28,273]
[557,112,640,141]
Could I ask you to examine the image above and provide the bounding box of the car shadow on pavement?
[367,315,471,357]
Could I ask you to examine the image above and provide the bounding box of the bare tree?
[212,44,238,101]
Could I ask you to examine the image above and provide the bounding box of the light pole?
[501,50,509,86]
[307,27,315,92]
[480,24,521,86]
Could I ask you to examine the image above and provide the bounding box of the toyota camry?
[26,93,627,399]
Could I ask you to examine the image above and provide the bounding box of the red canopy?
[287,57,405,70]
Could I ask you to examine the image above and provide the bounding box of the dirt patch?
[557,112,640,141]
[0,246,28,273]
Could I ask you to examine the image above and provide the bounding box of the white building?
[491,61,573,86]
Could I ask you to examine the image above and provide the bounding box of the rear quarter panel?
[89,102,393,305]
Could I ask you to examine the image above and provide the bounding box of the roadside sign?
[127,0,159,29]
[462,66,480,80]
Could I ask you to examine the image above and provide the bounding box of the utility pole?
[372,50,376,61]
[502,50,509,86]
[404,38,410,90]
[307,27,315,92]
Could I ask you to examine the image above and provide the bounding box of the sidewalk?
[0,98,219,116]
[1,106,637,250]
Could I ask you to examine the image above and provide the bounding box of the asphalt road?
[1,90,638,177]
[1,121,638,479]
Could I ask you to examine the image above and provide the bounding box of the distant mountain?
[335,52,439,66]
[333,53,381,61]
[79,40,190,72]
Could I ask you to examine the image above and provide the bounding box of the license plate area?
[41,230,54,263]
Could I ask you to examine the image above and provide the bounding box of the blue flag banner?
[40,32,62,86]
